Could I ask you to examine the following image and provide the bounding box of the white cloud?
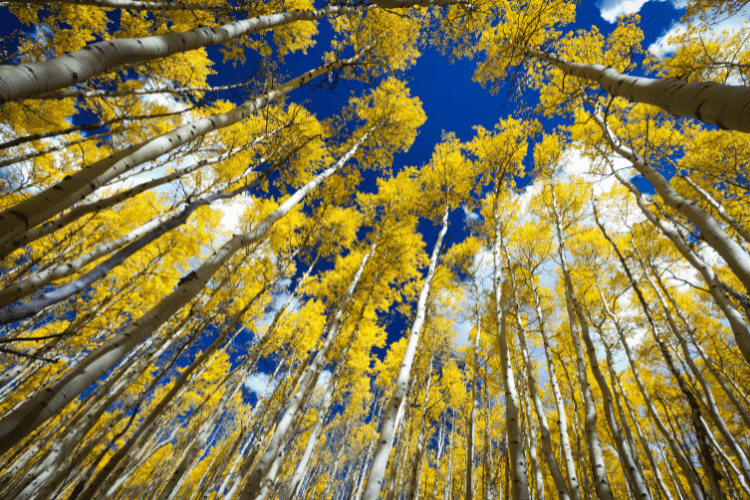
[316,369,332,391]
[244,372,278,398]
[462,204,481,222]
[559,148,631,197]
[217,196,252,234]
[649,23,687,57]
[450,247,494,349]
[598,0,654,23]
[649,6,750,57]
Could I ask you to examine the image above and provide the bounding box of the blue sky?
[0,0,687,364]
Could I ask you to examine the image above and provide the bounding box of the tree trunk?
[0,5,368,103]
[0,129,371,458]
[360,200,450,500]
[238,223,381,500]
[507,264,570,500]
[527,47,750,133]
[493,206,529,500]
[587,103,750,297]
[0,52,367,247]
[550,187,614,500]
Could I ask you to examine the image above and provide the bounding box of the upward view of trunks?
[0,0,749,499]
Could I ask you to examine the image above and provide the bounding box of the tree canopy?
[0,0,749,499]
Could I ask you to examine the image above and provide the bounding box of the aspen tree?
[0,115,362,457]
[361,134,474,500]
[546,184,615,500]
[0,5,367,103]
[0,51,368,246]
[504,232,570,500]
[468,116,539,500]
[591,116,750,363]
[642,262,750,494]
[563,204,653,500]
[283,264,382,500]
[595,209,725,500]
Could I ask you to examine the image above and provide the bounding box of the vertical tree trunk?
[612,372,675,500]
[588,104,750,304]
[407,360,433,500]
[0,52,367,247]
[507,264,570,500]
[0,128,372,459]
[550,188,614,500]
[360,200,450,500]
[283,269,380,500]
[641,263,750,492]
[528,278,581,500]
[466,321,481,500]
[595,202,725,500]
[493,207,529,500]
[238,220,381,500]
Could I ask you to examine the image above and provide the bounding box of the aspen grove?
[0,0,749,498]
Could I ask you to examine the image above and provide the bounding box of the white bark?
[611,372,675,500]
[596,267,707,500]
[528,277,581,500]
[527,47,750,133]
[588,105,750,294]
[157,372,245,500]
[466,321,480,500]
[600,150,750,364]
[0,52,366,248]
[0,210,174,310]
[674,171,750,245]
[0,132,368,458]
[0,5,368,103]
[0,158,276,323]
[360,200,450,500]
[5,0,246,11]
[284,267,379,500]
[0,138,265,258]
[493,211,529,500]
[643,269,750,491]
[238,219,380,500]
[550,188,614,500]
[519,366,544,500]
[507,267,570,500]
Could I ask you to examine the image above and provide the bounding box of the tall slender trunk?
[642,266,750,492]
[600,215,712,500]
[612,372,675,500]
[526,47,750,133]
[507,263,570,500]
[587,102,750,299]
[283,268,380,500]
[595,202,725,500]
[550,187,614,500]
[493,206,529,500]
[601,148,750,364]
[0,130,372,458]
[360,200,450,500]
[528,276,581,500]
[0,134,275,259]
[238,225,382,500]
[69,299,254,500]
[466,319,481,500]
[156,370,247,500]
[649,267,750,430]
[0,52,367,246]
[519,361,544,500]
[407,360,433,500]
